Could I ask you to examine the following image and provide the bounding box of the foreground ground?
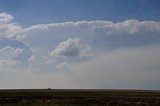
[0,89,160,105]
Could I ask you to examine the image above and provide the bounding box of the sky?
[0,0,160,89]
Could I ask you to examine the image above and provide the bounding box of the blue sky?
[0,0,160,89]
[0,0,160,26]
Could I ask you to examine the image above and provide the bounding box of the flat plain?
[0,89,160,105]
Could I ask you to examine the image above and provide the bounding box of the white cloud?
[0,12,13,22]
[24,21,107,32]
[57,62,71,71]
[25,20,160,34]
[0,59,20,70]
[0,46,23,59]
[43,56,54,64]
[0,22,23,39]
[28,55,36,68]
[99,20,160,35]
[0,12,23,39]
[50,38,92,58]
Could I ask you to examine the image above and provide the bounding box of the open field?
[0,89,160,105]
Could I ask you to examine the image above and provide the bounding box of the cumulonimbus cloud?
[0,12,160,89]
[20,19,160,73]
[23,20,160,52]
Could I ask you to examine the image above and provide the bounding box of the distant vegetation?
[0,89,160,105]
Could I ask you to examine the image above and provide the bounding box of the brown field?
[0,89,160,105]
